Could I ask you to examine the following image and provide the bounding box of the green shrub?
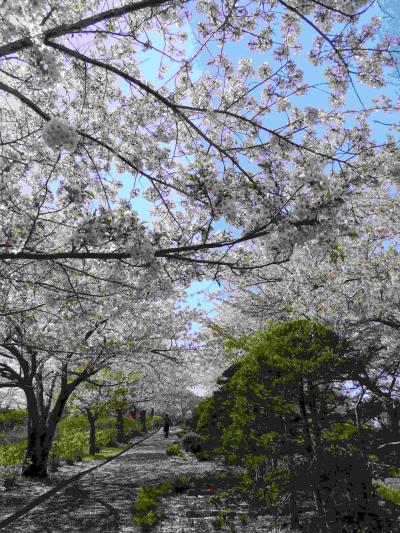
[0,409,27,429]
[96,428,117,448]
[0,464,20,485]
[146,415,162,431]
[53,429,88,461]
[58,415,88,432]
[53,416,118,460]
[177,430,185,438]
[165,442,186,459]
[387,466,400,478]
[52,416,89,460]
[0,440,26,466]
[124,417,142,436]
[132,483,173,528]
[213,510,229,529]
[173,475,190,492]
[376,483,400,505]
[182,432,201,453]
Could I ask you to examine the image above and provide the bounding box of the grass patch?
[387,466,400,478]
[376,483,400,505]
[82,446,125,461]
[132,483,173,528]
[165,442,186,459]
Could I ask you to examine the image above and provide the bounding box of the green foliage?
[52,425,89,461]
[181,432,201,453]
[322,422,359,453]
[124,417,142,435]
[330,242,346,264]
[58,415,88,432]
[165,442,186,459]
[146,415,162,431]
[0,409,27,429]
[387,467,400,477]
[376,483,400,505]
[213,510,229,529]
[196,319,365,518]
[96,428,117,449]
[132,483,173,528]
[52,415,120,461]
[0,440,26,466]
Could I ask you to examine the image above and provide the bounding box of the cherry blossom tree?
[211,184,400,457]
[0,0,399,481]
[0,264,197,477]
[0,0,398,283]
[70,368,139,452]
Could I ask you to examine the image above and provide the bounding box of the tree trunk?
[140,409,147,432]
[22,421,50,478]
[386,403,400,465]
[88,412,97,455]
[298,382,330,533]
[116,408,124,442]
[22,389,69,478]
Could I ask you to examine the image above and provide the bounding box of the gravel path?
[0,428,224,532]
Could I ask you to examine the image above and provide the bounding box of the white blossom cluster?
[42,118,78,152]
[0,0,44,16]
[32,46,61,88]
[208,181,236,222]
[0,0,46,46]
[127,229,154,264]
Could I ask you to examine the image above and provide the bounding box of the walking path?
[1,428,282,532]
[3,429,397,532]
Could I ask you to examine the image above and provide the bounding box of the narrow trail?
[0,428,226,533]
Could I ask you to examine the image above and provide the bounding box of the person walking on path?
[163,413,171,438]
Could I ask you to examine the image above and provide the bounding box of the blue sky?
[113,2,399,324]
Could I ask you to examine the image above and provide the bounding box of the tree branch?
[0,0,173,58]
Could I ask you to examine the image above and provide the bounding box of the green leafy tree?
[70,368,139,453]
[105,369,140,442]
[199,320,386,532]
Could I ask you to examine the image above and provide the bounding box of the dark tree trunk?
[116,408,124,442]
[22,423,50,478]
[387,404,400,464]
[88,412,97,455]
[140,409,147,432]
[298,381,330,533]
[22,388,70,479]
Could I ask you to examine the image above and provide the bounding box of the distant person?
[163,413,171,438]
[140,409,147,432]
